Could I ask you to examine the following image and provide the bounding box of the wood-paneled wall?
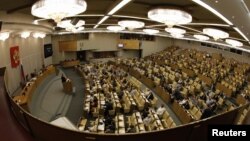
[59,41,77,52]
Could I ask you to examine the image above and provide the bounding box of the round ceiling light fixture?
[118,20,145,30]
[31,0,87,23]
[193,34,210,41]
[143,29,159,34]
[203,28,229,40]
[165,27,186,35]
[148,8,192,27]
[107,26,125,32]
[225,39,243,47]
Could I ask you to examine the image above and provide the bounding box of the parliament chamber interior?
[0,0,249,141]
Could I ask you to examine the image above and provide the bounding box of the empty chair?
[190,107,199,116]
[195,111,202,120]
[166,117,174,128]
[162,111,170,120]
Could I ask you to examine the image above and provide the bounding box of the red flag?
[10,46,20,68]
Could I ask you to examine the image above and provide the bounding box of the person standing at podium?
[61,74,66,83]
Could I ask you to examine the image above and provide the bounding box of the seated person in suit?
[126,125,136,133]
[141,108,149,119]
[104,116,113,125]
[180,98,190,110]
[206,97,216,107]
[118,91,124,100]
[104,99,113,116]
[105,121,115,133]
[90,96,98,109]
[173,88,183,101]
[201,106,214,119]
[143,115,152,126]
[146,91,154,101]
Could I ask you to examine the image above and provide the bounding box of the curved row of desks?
[13,65,55,111]
[0,65,249,141]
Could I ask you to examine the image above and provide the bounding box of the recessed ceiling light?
[215,0,218,3]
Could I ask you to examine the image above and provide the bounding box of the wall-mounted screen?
[44,44,53,58]
[118,43,124,48]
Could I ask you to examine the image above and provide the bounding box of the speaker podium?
[63,79,72,94]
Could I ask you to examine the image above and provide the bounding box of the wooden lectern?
[63,79,73,94]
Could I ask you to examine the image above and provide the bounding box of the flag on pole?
[20,63,26,84]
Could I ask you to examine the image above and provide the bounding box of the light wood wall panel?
[118,39,140,50]
[59,41,77,52]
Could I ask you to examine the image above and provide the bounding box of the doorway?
[76,51,86,62]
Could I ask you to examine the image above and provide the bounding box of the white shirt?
[143,117,152,126]
[156,107,166,116]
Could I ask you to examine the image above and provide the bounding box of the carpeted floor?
[29,72,72,122]
[61,68,85,125]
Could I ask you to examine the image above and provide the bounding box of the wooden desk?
[13,65,55,110]
[62,60,80,68]
[216,83,233,97]
[236,94,247,105]
[154,86,170,103]
[172,100,194,124]
[198,74,212,86]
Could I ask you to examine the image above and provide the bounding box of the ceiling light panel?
[108,0,132,15]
